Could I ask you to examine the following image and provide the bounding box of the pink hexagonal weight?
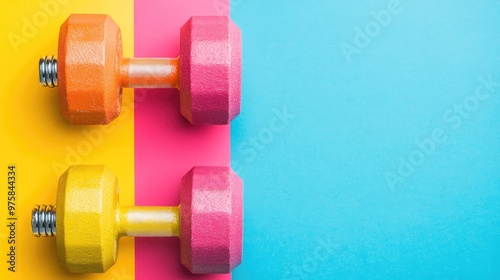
[179,17,242,125]
[180,166,243,274]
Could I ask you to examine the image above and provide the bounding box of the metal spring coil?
[39,56,58,87]
[32,205,56,237]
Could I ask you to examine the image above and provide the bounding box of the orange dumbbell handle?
[120,57,179,89]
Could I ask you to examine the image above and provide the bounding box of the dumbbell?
[31,165,243,274]
[39,14,242,125]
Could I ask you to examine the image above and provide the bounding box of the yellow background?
[0,0,135,279]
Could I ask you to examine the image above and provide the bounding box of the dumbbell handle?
[120,58,179,89]
[39,56,180,89]
[32,205,180,237]
[117,206,180,237]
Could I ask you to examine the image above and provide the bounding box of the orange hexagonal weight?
[58,14,123,125]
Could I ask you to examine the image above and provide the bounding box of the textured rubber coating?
[179,17,242,125]
[58,14,123,125]
[180,166,243,274]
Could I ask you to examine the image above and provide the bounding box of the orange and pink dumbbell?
[39,14,242,125]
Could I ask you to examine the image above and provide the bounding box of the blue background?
[231,0,499,279]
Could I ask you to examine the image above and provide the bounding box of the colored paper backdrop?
[230,0,500,279]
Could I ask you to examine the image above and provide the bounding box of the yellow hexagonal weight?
[56,165,119,273]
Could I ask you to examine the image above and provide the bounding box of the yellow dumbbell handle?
[116,206,180,237]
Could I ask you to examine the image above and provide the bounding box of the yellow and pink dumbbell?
[31,165,243,274]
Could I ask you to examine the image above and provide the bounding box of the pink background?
[134,0,231,279]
